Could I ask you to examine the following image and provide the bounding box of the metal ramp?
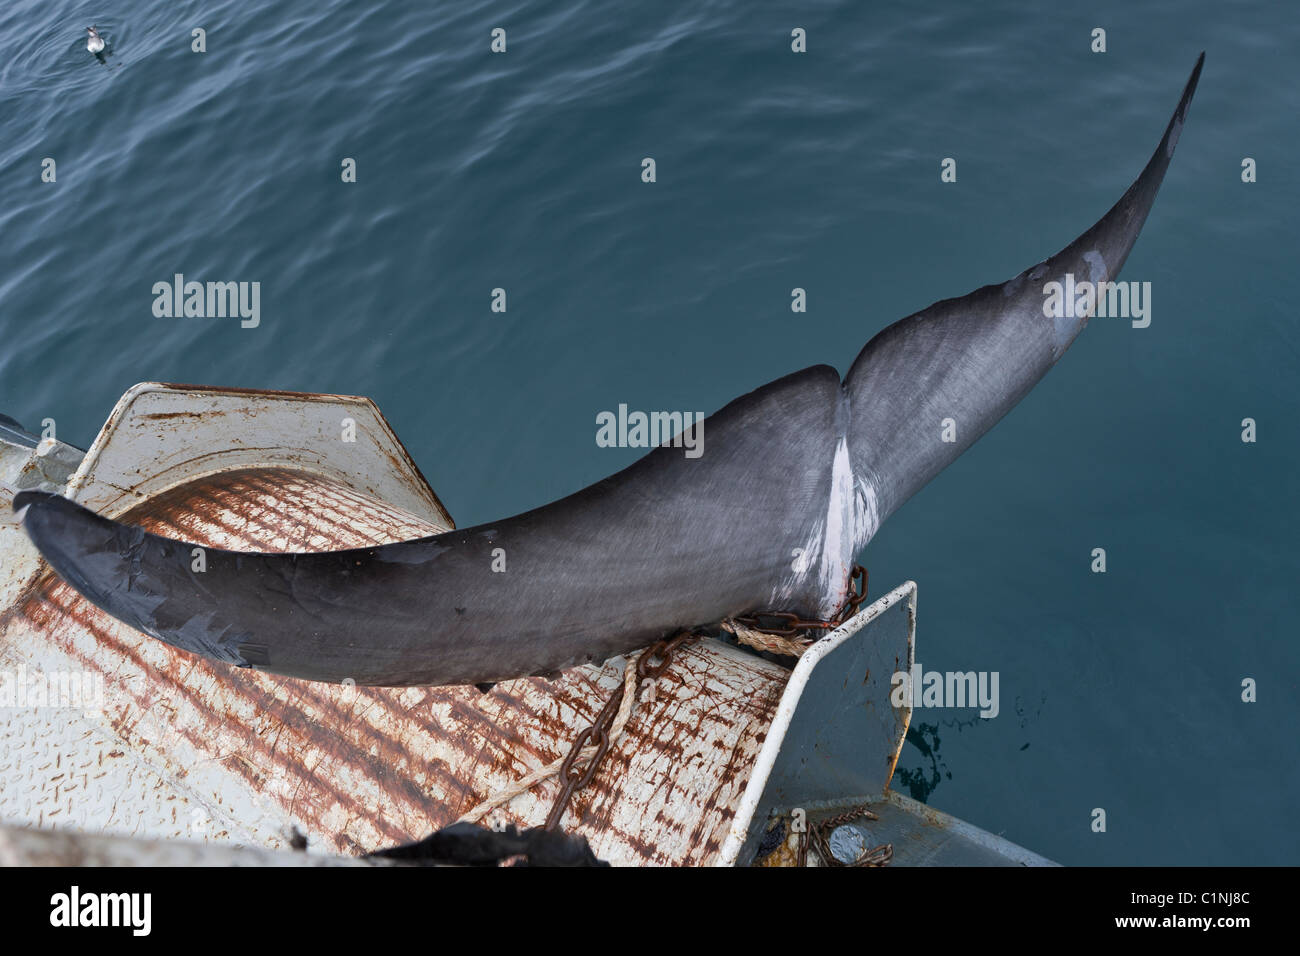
[722,581,1056,867]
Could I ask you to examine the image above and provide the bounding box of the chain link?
[809,804,893,867]
[734,564,868,637]
[544,630,698,831]
[834,565,870,623]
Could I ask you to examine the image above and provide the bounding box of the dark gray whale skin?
[14,56,1203,687]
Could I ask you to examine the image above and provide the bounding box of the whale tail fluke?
[1072,51,1204,280]
[841,53,1204,530]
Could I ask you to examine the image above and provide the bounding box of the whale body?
[15,55,1204,687]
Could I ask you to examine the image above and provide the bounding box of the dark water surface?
[2,0,1296,864]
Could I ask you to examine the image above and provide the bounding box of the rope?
[457,614,814,828]
[722,619,813,657]
[456,650,644,826]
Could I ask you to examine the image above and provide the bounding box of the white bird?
[86,26,105,54]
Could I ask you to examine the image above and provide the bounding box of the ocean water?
[1,0,1296,865]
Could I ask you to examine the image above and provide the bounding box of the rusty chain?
[734,564,868,637]
[835,565,870,623]
[544,630,698,831]
[544,565,869,832]
[809,804,893,867]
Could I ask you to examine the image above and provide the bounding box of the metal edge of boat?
[721,582,1056,867]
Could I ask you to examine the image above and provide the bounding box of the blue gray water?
[2,0,1296,865]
